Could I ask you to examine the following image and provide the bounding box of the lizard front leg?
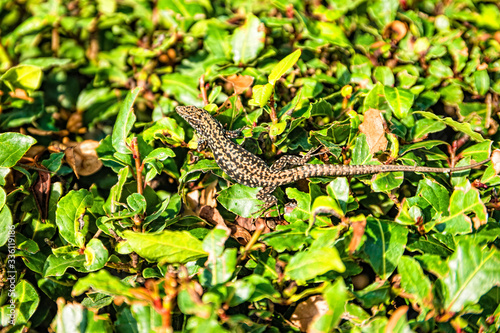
[197,139,208,152]
[225,128,243,139]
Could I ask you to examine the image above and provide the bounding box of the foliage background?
[1,0,500,332]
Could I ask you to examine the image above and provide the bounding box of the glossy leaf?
[268,49,301,85]
[123,230,207,263]
[0,64,42,91]
[285,246,345,283]
[415,111,485,142]
[0,132,36,168]
[111,87,141,154]
[443,239,500,312]
[361,218,408,280]
[384,86,414,120]
[231,14,265,64]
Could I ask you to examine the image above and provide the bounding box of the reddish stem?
[199,74,209,106]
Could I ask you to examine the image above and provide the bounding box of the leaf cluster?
[1,1,500,332]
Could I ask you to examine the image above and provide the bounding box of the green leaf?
[313,21,352,48]
[428,60,453,79]
[367,0,399,28]
[415,111,485,142]
[439,83,463,106]
[373,66,395,86]
[143,118,185,146]
[51,302,113,332]
[362,82,390,112]
[0,186,5,210]
[231,14,265,64]
[384,86,414,120]
[84,238,109,271]
[285,187,312,222]
[269,120,286,136]
[123,230,207,263]
[217,184,263,218]
[310,278,348,331]
[474,70,490,96]
[22,57,72,69]
[205,24,231,59]
[372,171,404,192]
[261,222,309,252]
[202,245,237,287]
[161,73,201,106]
[268,49,301,85]
[0,132,36,168]
[326,178,349,214]
[310,196,344,227]
[448,37,468,73]
[0,64,42,91]
[398,256,432,308]
[443,239,500,313]
[410,118,446,141]
[56,189,93,248]
[126,193,146,214]
[13,280,40,324]
[111,87,142,154]
[437,183,487,235]
[285,246,345,283]
[72,269,135,298]
[361,218,408,280]
[0,205,12,247]
[43,253,86,277]
[249,83,273,107]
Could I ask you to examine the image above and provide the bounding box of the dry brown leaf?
[27,127,69,137]
[67,111,86,134]
[9,88,33,102]
[385,305,409,333]
[64,140,103,178]
[198,206,252,244]
[32,167,51,222]
[384,20,407,42]
[225,74,254,94]
[25,145,46,159]
[491,149,500,174]
[348,216,367,254]
[226,222,252,245]
[186,190,200,212]
[200,181,218,208]
[235,216,256,231]
[290,295,329,332]
[359,108,388,154]
[199,205,226,226]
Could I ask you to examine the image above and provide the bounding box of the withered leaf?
[226,74,254,94]
[32,167,51,222]
[64,140,103,178]
[359,108,388,154]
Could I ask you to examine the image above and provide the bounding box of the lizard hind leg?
[270,146,323,171]
[253,186,279,217]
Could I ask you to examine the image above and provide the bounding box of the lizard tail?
[276,158,490,185]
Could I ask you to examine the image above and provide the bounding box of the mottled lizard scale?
[176,106,490,210]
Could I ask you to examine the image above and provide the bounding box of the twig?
[199,74,209,106]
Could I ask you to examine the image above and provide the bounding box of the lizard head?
[176,105,223,137]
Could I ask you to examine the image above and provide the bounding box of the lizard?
[176,105,490,211]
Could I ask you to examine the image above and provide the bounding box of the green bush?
[1,0,500,332]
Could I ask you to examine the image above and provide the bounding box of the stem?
[269,93,277,124]
[199,74,208,106]
[237,221,265,263]
[130,137,143,195]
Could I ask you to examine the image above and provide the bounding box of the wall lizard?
[176,106,490,211]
